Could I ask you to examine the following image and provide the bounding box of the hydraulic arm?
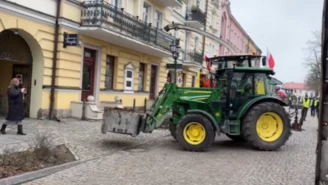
[102,83,213,136]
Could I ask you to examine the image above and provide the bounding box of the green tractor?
[283,88,297,106]
[102,54,292,152]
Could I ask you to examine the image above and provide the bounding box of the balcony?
[80,1,175,57]
[153,0,182,7]
[185,6,206,29]
[184,50,204,67]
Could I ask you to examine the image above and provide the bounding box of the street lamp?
[170,38,180,84]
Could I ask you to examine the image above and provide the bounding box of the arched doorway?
[0,30,33,117]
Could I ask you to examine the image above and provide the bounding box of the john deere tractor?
[102,54,292,152]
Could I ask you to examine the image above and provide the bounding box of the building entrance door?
[149,65,158,100]
[0,30,33,117]
[81,48,96,101]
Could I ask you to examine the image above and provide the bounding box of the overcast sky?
[230,0,323,83]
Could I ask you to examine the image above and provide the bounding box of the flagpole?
[266,46,269,68]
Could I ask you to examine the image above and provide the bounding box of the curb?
[0,160,85,185]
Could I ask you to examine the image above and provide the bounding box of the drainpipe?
[202,0,210,86]
[202,0,209,55]
[49,0,62,119]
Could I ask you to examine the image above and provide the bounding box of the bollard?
[82,99,86,120]
[133,98,136,112]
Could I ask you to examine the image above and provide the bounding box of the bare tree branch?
[303,30,321,94]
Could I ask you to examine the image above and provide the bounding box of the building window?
[154,10,163,28]
[126,0,133,14]
[110,0,122,8]
[105,56,115,89]
[195,36,199,51]
[209,44,214,57]
[211,11,215,26]
[124,63,134,92]
[143,3,152,23]
[182,73,186,87]
[138,63,145,91]
[196,0,200,7]
[192,75,196,87]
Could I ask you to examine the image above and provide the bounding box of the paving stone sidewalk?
[0,118,168,160]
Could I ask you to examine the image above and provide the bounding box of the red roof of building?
[283,82,308,90]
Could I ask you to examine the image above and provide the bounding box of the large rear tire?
[242,102,291,151]
[176,114,215,152]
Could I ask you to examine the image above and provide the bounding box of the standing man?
[310,96,315,117]
[300,94,310,122]
[315,96,320,118]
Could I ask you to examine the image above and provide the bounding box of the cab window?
[231,72,254,96]
[254,73,268,95]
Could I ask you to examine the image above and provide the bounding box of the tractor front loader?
[102,54,292,152]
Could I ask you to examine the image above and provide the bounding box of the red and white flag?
[204,56,211,71]
[266,48,275,69]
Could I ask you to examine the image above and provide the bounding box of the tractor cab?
[209,54,275,119]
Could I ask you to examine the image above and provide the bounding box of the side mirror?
[262,56,267,66]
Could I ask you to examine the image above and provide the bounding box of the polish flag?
[204,56,211,71]
[266,48,275,69]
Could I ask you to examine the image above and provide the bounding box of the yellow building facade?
[245,36,262,55]
[0,0,254,119]
[0,0,205,119]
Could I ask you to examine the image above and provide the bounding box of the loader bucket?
[101,107,144,137]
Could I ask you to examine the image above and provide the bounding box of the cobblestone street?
[13,113,318,185]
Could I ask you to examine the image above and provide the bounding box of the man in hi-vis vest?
[300,94,310,122]
[310,97,319,117]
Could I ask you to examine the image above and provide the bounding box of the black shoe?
[17,125,26,135]
[0,124,6,135]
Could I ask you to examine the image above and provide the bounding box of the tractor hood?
[179,94,211,102]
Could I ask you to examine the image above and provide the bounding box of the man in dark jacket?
[0,78,26,135]
[310,97,319,117]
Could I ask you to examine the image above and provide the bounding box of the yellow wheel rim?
[256,112,284,142]
[183,122,206,145]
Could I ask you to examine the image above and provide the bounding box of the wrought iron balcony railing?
[185,6,206,26]
[81,1,175,52]
[188,50,204,65]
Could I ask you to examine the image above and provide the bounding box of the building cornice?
[0,0,56,26]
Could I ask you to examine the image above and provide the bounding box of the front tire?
[176,114,215,152]
[169,122,177,140]
[242,102,291,151]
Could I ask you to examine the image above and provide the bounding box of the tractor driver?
[238,74,253,96]
[242,83,252,95]
[231,75,252,113]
